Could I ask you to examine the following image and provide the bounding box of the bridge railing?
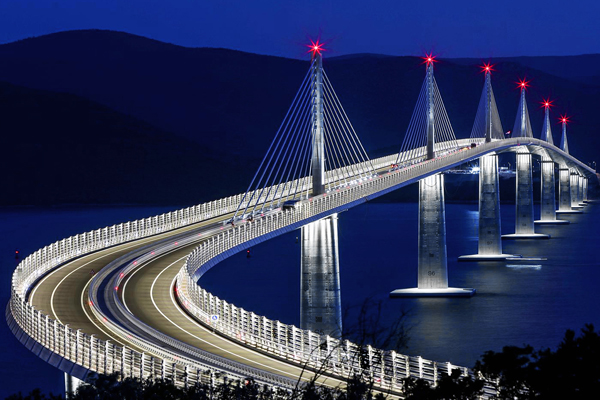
[7,148,403,388]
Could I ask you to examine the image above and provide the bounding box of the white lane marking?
[39,216,219,323]
[47,243,143,324]
[80,277,130,348]
[121,245,189,314]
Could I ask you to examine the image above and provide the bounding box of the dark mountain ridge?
[0,30,598,205]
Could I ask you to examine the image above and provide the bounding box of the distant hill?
[449,55,600,84]
[0,80,248,206]
[0,30,598,206]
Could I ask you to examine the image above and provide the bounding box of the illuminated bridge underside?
[8,137,595,396]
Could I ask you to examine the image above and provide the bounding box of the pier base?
[301,214,342,338]
[390,288,475,298]
[502,152,549,239]
[391,173,475,297]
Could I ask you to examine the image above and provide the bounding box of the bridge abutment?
[459,154,515,260]
[300,214,342,338]
[535,160,568,225]
[503,152,549,239]
[391,174,475,297]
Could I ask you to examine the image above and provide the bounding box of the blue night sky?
[0,0,598,58]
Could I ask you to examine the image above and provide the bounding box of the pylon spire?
[512,79,533,138]
[485,71,492,142]
[560,115,569,154]
[540,99,554,145]
[310,47,325,195]
[425,54,436,159]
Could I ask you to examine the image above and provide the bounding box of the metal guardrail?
[7,137,593,395]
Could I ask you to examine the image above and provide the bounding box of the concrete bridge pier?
[503,152,549,239]
[300,214,342,338]
[569,171,584,210]
[65,373,84,399]
[391,174,475,297]
[583,177,589,202]
[459,154,515,260]
[577,175,586,206]
[556,167,581,214]
[535,160,569,225]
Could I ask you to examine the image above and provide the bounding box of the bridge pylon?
[535,101,569,224]
[392,56,474,297]
[503,80,550,239]
[461,65,515,260]
[555,119,583,214]
[301,45,342,338]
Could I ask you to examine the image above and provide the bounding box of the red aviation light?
[559,114,570,124]
[306,39,325,58]
[422,53,437,67]
[541,98,554,109]
[480,62,495,75]
[516,78,530,91]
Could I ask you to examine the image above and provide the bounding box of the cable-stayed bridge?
[7,49,597,398]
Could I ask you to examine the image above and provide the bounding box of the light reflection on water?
[506,264,542,269]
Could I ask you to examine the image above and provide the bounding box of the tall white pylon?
[425,55,436,159]
[503,79,550,239]
[460,63,515,260]
[301,39,342,339]
[310,41,325,196]
[392,54,474,297]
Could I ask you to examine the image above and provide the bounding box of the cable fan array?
[395,74,458,165]
[234,60,375,220]
[470,80,505,140]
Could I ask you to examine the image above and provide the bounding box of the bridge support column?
[569,171,584,210]
[503,152,549,239]
[65,373,84,399]
[300,214,342,338]
[583,177,589,202]
[556,167,581,214]
[535,160,568,225]
[391,174,475,297]
[459,154,515,260]
[577,175,586,206]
